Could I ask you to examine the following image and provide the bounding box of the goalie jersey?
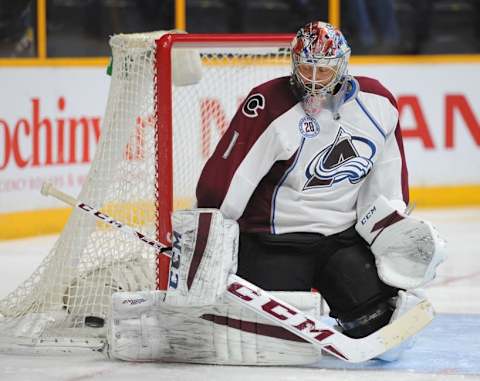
[196,76,409,236]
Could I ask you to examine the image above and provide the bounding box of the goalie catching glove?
[356,195,447,289]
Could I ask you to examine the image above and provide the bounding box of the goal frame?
[0,32,320,355]
[155,33,293,289]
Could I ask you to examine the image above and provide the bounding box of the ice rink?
[0,207,479,381]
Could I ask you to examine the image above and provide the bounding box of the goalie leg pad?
[109,290,322,365]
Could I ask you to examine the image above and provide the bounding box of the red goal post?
[155,33,293,290]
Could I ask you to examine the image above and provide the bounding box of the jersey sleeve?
[357,109,409,215]
[196,79,297,220]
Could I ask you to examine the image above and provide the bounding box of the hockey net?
[0,32,292,353]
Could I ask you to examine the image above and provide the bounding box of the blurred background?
[0,0,478,58]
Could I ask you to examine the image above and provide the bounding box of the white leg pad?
[109,291,322,365]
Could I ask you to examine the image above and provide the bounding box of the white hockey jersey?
[196,76,409,236]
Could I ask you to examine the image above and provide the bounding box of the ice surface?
[0,208,479,380]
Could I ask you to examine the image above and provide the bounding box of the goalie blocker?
[165,209,239,306]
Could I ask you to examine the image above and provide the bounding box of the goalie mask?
[291,21,351,116]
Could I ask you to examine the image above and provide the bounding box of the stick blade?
[343,299,435,363]
[379,299,434,346]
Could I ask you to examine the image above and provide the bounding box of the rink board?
[317,313,480,375]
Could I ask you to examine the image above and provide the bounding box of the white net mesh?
[0,32,291,352]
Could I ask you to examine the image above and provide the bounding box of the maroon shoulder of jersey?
[355,76,398,109]
[196,76,298,210]
[355,76,409,204]
[253,76,299,117]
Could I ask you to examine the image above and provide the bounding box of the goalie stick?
[41,182,435,363]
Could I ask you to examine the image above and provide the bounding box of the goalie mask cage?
[0,32,293,353]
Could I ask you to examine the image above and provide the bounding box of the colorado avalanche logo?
[303,128,376,190]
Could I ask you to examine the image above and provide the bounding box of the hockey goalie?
[109,21,446,365]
